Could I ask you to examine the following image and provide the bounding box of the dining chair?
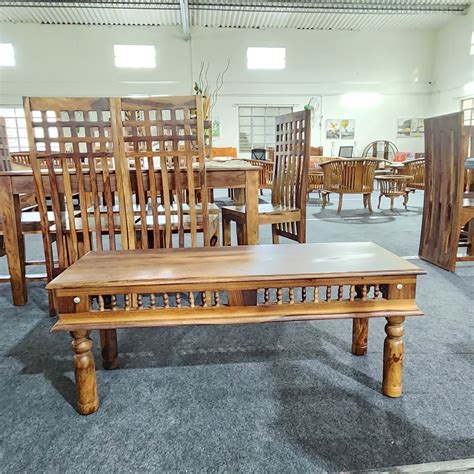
[362,140,398,161]
[222,109,311,245]
[320,158,380,213]
[118,96,219,249]
[24,96,134,367]
[401,158,425,191]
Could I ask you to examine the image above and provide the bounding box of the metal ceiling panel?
[0,0,470,29]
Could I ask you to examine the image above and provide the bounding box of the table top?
[47,242,424,291]
[375,175,413,180]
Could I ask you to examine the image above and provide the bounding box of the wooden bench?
[48,242,425,415]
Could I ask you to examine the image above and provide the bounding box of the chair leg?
[390,197,394,211]
[378,194,383,209]
[272,224,280,244]
[403,192,409,210]
[236,223,245,245]
[100,329,118,370]
[337,193,343,214]
[363,194,367,208]
[367,194,373,213]
[222,216,231,246]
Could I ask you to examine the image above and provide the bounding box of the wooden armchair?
[401,158,425,191]
[320,159,380,213]
[222,110,311,245]
[246,159,274,194]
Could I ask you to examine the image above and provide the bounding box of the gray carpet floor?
[1,190,473,473]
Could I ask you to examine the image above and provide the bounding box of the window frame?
[113,44,156,69]
[0,106,28,152]
[238,105,293,153]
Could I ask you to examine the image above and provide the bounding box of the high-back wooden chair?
[119,96,218,249]
[320,158,380,213]
[24,97,134,280]
[0,117,12,171]
[222,109,311,244]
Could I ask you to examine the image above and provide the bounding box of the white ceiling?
[0,0,470,30]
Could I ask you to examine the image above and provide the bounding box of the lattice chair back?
[271,109,311,238]
[119,96,212,249]
[24,97,134,279]
[0,117,12,171]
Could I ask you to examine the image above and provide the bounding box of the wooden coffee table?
[48,242,425,415]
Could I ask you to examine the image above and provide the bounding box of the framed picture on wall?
[340,119,355,139]
[326,119,341,139]
[397,118,424,137]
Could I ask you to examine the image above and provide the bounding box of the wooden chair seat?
[91,202,220,216]
[223,204,300,222]
[49,213,123,233]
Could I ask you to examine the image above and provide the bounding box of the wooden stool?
[375,175,413,210]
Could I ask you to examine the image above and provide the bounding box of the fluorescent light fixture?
[0,43,15,67]
[341,92,382,107]
[114,45,156,68]
[247,47,286,70]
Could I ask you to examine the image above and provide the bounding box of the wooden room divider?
[419,111,474,271]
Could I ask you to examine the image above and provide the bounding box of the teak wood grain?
[47,242,424,415]
[420,112,474,271]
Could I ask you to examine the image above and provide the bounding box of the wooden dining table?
[0,161,260,306]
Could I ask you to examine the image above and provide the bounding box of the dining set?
[0,95,425,415]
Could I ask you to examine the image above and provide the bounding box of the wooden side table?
[375,175,413,210]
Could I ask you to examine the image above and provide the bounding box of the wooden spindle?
[374,284,380,299]
[124,294,131,310]
[98,295,105,311]
[137,294,143,309]
[176,292,182,308]
[213,290,219,307]
[150,293,156,309]
[264,288,270,304]
[189,292,195,308]
[326,286,332,301]
[362,285,368,301]
[314,286,319,303]
[338,285,344,301]
[302,287,307,302]
[201,291,207,307]
[289,287,294,304]
[277,288,282,305]
[111,295,117,311]
[163,292,169,308]
[350,285,356,301]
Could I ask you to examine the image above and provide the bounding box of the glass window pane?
[239,107,251,116]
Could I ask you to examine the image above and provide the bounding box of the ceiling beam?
[179,0,190,37]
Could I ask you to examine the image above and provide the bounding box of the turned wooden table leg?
[71,330,99,415]
[383,316,405,398]
[352,318,369,356]
[100,329,118,370]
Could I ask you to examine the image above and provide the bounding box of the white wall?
[431,7,474,115]
[0,22,439,154]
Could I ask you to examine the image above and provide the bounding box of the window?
[114,45,156,68]
[247,47,286,70]
[461,97,474,126]
[0,43,15,67]
[0,106,28,152]
[239,106,293,152]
